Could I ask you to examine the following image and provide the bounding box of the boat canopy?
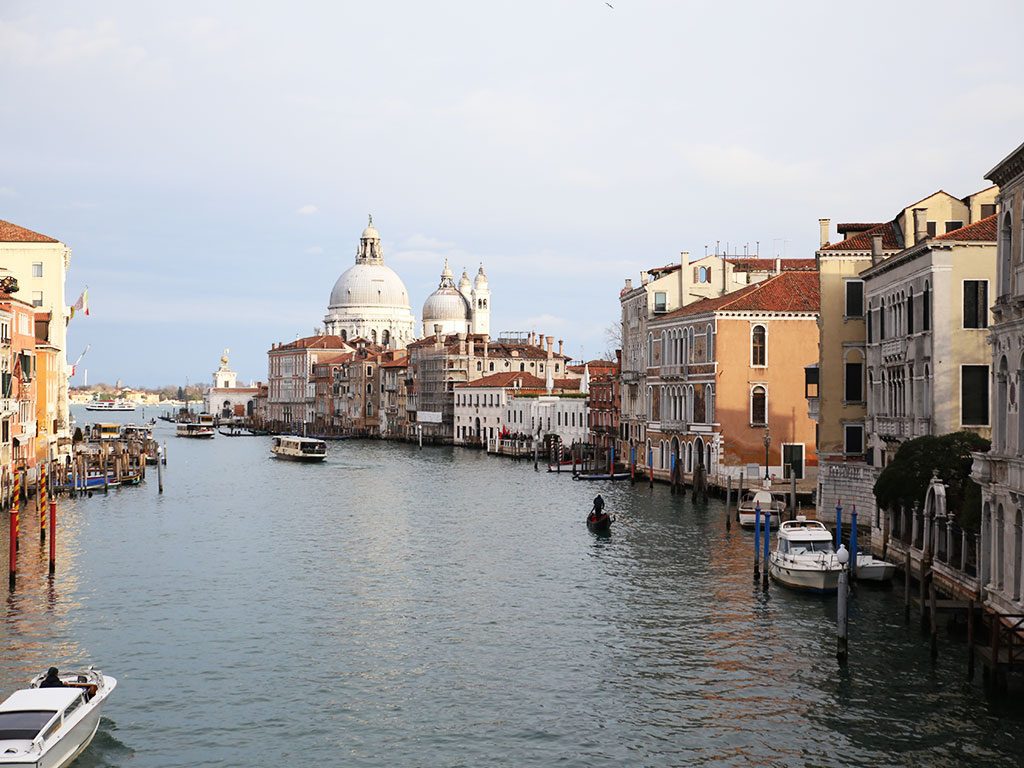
[0,687,81,713]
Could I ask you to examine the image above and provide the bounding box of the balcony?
[661,364,684,379]
[806,397,820,422]
[661,418,688,432]
[875,416,906,438]
[620,370,640,385]
[880,338,907,360]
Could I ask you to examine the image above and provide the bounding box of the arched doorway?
[671,436,680,469]
[222,400,232,418]
[695,436,705,469]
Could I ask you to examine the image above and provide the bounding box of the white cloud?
[679,143,818,189]
[296,204,319,215]
[305,245,324,255]
[0,187,16,198]
[402,233,455,250]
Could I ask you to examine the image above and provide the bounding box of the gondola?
[586,511,612,534]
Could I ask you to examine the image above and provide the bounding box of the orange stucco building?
[643,270,820,485]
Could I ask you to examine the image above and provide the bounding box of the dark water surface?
[1,409,1022,766]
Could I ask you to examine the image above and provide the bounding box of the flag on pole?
[70,288,89,319]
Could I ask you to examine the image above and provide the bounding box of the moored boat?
[272,436,327,461]
[0,667,116,767]
[84,398,135,411]
[856,553,897,582]
[738,488,786,529]
[176,423,215,439]
[573,471,631,481]
[768,517,843,593]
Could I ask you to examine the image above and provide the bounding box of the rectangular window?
[845,280,864,318]
[31,291,43,307]
[31,262,42,278]
[782,444,804,479]
[926,221,937,238]
[844,362,863,402]
[844,424,864,456]
[981,203,996,218]
[963,280,988,328]
[653,292,667,313]
[961,365,989,426]
[945,220,963,234]
[804,366,819,398]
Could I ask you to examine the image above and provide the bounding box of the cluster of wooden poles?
[7,462,57,589]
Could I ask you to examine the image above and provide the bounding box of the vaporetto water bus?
[272,436,327,462]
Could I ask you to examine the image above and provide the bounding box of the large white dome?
[423,287,470,323]
[329,263,410,309]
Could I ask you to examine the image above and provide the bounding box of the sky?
[1,1,1023,387]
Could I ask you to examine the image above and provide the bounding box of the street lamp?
[763,428,771,481]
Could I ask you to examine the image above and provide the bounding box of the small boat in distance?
[769,517,843,593]
[0,667,116,768]
[272,436,327,462]
[84,398,136,411]
[586,511,613,533]
[738,488,786,529]
[176,423,215,439]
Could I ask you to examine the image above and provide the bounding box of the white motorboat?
[84,399,135,412]
[737,488,785,529]
[0,668,116,767]
[856,553,897,582]
[176,422,215,439]
[272,436,327,462]
[769,517,843,593]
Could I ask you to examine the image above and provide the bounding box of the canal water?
[1,409,1022,767]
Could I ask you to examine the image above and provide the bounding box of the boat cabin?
[0,687,85,752]
[88,423,121,442]
[776,518,835,554]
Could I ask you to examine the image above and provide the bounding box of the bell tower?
[471,264,490,335]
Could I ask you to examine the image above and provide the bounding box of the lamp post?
[763,428,771,481]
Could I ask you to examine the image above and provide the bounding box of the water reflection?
[0,409,1020,766]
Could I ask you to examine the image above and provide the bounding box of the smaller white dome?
[423,288,470,323]
[474,264,488,287]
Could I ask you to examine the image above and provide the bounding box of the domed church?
[422,259,490,336]
[323,216,416,348]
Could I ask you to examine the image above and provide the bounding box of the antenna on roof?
[756,240,760,256]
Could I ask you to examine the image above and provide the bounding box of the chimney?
[558,339,563,356]
[624,278,633,291]
[870,234,883,265]
[457,331,467,355]
[913,208,928,244]
[546,336,553,358]
[468,337,475,358]
[483,333,489,358]
[433,324,442,347]
[775,257,781,273]
[818,218,830,248]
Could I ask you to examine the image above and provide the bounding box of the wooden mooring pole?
[762,507,770,591]
[157,445,164,494]
[48,500,56,575]
[967,599,976,680]
[7,504,16,590]
[929,578,938,662]
[725,476,732,531]
[903,550,911,623]
[837,546,850,665]
[753,503,761,581]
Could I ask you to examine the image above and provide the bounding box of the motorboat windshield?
[0,710,56,740]
[781,539,835,555]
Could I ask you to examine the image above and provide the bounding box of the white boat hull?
[769,555,841,593]
[738,511,780,529]
[272,450,326,462]
[856,555,896,582]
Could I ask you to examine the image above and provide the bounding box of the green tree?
[873,431,989,532]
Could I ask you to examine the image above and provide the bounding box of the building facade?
[204,350,261,419]
[421,261,491,337]
[973,142,1024,614]
[266,335,350,432]
[646,270,820,484]
[811,188,998,516]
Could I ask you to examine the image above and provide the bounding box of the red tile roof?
[935,214,997,242]
[269,335,350,352]
[458,372,545,389]
[820,221,902,252]
[0,220,58,243]
[659,270,820,318]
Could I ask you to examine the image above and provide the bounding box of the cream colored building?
[862,215,996,540]
[0,220,73,459]
[972,141,1024,614]
[810,187,997,516]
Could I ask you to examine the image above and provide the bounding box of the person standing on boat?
[592,495,605,516]
[39,668,67,688]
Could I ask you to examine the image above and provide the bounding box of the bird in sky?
[606,2,614,7]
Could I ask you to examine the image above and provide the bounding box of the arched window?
[844,349,865,403]
[340,329,348,341]
[906,291,914,335]
[1000,211,1013,296]
[998,356,1009,451]
[751,325,767,367]
[751,385,767,426]
[706,323,714,360]
[371,329,377,343]
[382,329,391,347]
[923,280,931,331]
[1014,509,1023,601]
[996,504,1006,589]
[705,384,714,423]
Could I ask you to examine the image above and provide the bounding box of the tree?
[873,431,989,532]
[603,321,622,362]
